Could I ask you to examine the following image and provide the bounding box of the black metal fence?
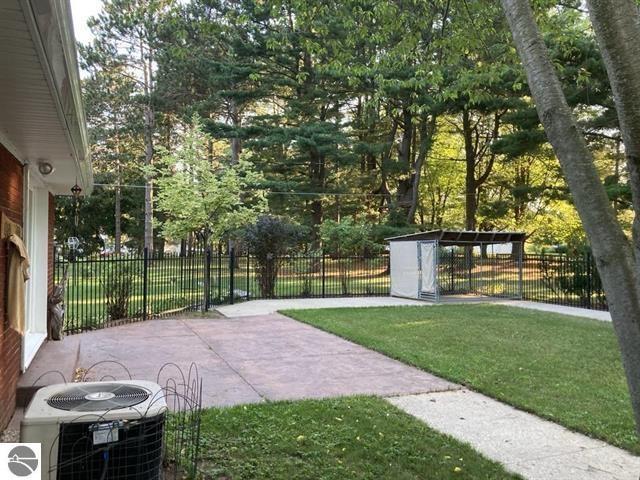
[221,253,390,303]
[522,253,607,311]
[54,248,390,334]
[54,247,607,335]
[55,249,208,333]
[437,251,523,300]
[433,251,606,311]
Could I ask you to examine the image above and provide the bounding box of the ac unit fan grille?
[47,384,151,411]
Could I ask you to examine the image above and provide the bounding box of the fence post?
[229,247,235,304]
[142,247,149,320]
[517,242,524,300]
[246,251,250,301]
[72,256,78,331]
[586,252,593,310]
[217,243,222,303]
[449,251,454,291]
[204,246,211,311]
[321,251,326,298]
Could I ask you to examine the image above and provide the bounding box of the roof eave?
[22,0,92,194]
[386,229,527,244]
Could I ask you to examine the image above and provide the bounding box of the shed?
[386,230,525,302]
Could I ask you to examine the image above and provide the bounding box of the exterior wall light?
[38,161,55,175]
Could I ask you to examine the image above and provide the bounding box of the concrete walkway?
[216,296,425,317]
[216,296,612,322]
[389,390,640,480]
[21,314,456,407]
[502,300,611,322]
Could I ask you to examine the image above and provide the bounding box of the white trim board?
[22,182,49,371]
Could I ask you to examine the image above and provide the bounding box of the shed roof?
[386,229,526,245]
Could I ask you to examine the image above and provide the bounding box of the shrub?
[244,216,306,297]
[101,263,136,321]
[320,217,383,257]
[301,276,313,297]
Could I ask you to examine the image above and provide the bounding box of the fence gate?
[418,241,438,302]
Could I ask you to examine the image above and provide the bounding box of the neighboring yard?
[283,304,638,453]
[198,396,520,479]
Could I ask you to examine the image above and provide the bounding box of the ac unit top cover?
[22,380,167,425]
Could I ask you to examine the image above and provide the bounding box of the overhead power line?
[92,183,391,197]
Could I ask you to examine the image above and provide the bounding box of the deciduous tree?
[501,0,640,436]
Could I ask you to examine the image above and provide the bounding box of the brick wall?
[0,144,23,431]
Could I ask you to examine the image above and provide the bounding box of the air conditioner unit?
[21,380,167,480]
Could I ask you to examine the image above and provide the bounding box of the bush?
[101,263,137,321]
[244,216,306,297]
[320,217,383,257]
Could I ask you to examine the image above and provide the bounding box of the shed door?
[419,241,437,294]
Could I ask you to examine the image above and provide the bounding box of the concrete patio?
[20,313,457,407]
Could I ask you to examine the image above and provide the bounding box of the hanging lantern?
[70,183,82,259]
[71,183,82,198]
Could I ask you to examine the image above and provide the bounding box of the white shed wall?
[390,241,420,299]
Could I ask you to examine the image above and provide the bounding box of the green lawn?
[282,304,639,453]
[198,396,520,479]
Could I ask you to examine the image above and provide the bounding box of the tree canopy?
[153,117,267,245]
[69,0,628,255]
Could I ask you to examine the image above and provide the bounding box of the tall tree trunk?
[114,134,122,255]
[462,109,477,275]
[407,115,437,224]
[143,106,154,253]
[396,108,414,217]
[114,184,121,254]
[141,39,154,253]
[230,99,242,164]
[357,97,366,172]
[374,118,399,215]
[502,0,640,435]
[462,109,477,231]
[310,149,325,249]
[462,110,499,231]
[585,0,640,263]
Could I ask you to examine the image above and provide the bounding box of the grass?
[282,304,639,454]
[198,396,520,479]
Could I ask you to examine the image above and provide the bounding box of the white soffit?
[0,0,92,195]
